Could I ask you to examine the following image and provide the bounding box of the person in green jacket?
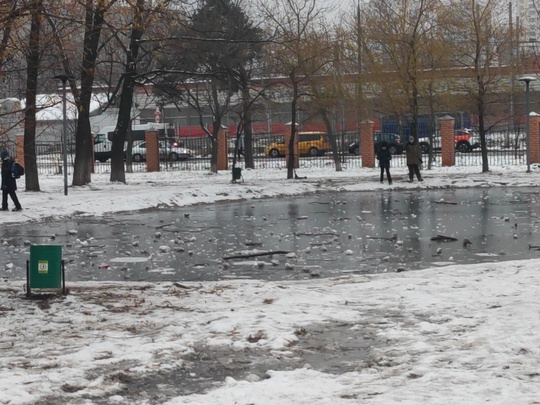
[405,136,423,183]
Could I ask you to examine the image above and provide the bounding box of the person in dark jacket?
[405,136,423,182]
[1,150,22,211]
[376,142,392,185]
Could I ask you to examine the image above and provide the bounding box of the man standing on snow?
[1,150,22,211]
[405,136,423,183]
[376,141,392,185]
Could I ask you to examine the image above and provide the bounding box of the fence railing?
[24,126,531,175]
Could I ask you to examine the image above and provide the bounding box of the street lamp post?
[53,75,71,195]
[518,76,537,173]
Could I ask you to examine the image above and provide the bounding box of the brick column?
[439,115,455,167]
[15,135,24,167]
[217,128,228,171]
[359,120,374,168]
[145,130,160,172]
[284,123,299,168]
[529,113,540,164]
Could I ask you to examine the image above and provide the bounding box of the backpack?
[11,162,24,179]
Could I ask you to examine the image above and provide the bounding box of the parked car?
[348,132,404,155]
[469,135,481,150]
[468,133,500,150]
[419,128,476,153]
[264,132,332,157]
[131,140,193,162]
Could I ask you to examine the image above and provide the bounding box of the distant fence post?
[530,113,540,164]
[15,135,24,167]
[217,127,228,171]
[145,130,159,172]
[439,116,455,167]
[360,120,374,168]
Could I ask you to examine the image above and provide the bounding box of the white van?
[94,123,173,162]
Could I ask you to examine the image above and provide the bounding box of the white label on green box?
[38,260,49,274]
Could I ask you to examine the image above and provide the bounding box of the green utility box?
[26,245,66,297]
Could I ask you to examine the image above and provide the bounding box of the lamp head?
[519,76,537,84]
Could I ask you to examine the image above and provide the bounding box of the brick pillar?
[217,128,228,171]
[529,113,540,164]
[15,136,24,167]
[439,116,455,167]
[359,120,374,168]
[145,130,160,172]
[284,124,299,168]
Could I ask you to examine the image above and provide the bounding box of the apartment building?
[515,0,540,41]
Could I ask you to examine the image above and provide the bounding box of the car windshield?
[299,134,322,142]
[94,134,106,144]
[134,142,171,149]
[375,133,399,142]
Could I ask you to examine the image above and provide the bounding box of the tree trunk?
[241,87,254,169]
[321,110,342,171]
[110,0,144,183]
[427,103,436,170]
[410,86,419,141]
[287,82,298,180]
[210,133,218,173]
[125,125,134,173]
[23,0,42,192]
[73,0,105,186]
[478,95,489,173]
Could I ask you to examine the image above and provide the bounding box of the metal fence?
[27,125,529,175]
[36,142,76,175]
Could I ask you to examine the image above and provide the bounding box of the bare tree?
[72,0,114,185]
[22,0,43,192]
[259,0,332,179]
[302,29,345,171]
[360,0,439,147]
[153,0,263,173]
[418,22,454,169]
[110,0,145,183]
[91,3,165,175]
[46,0,118,186]
[233,35,266,170]
[441,0,513,172]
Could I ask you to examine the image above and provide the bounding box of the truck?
[381,112,471,139]
[93,123,173,162]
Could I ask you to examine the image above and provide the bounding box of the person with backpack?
[1,150,22,211]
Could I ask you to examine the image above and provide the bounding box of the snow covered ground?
[2,165,540,404]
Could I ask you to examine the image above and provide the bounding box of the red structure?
[530,113,540,164]
[440,116,455,167]
[145,131,160,172]
[217,128,228,170]
[359,121,375,168]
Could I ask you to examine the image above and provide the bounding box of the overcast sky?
[249,0,361,23]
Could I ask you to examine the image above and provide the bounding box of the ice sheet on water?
[233,260,273,267]
[109,257,149,263]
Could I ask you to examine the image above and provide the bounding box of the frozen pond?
[2,187,540,282]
